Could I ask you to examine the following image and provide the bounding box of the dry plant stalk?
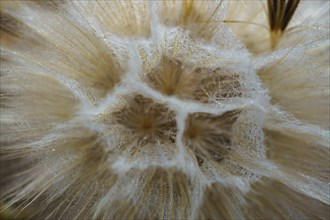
[0,0,329,220]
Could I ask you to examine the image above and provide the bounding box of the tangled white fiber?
[0,0,329,219]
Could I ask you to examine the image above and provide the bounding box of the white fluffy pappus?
[0,0,329,219]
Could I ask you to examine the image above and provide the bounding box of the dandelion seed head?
[0,0,329,219]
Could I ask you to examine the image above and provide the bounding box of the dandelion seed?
[267,0,301,48]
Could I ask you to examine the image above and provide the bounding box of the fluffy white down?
[0,1,329,220]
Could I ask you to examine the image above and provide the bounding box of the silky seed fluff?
[0,1,329,220]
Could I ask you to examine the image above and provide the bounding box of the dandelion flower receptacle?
[0,1,329,219]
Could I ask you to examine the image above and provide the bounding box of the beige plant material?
[0,0,329,219]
